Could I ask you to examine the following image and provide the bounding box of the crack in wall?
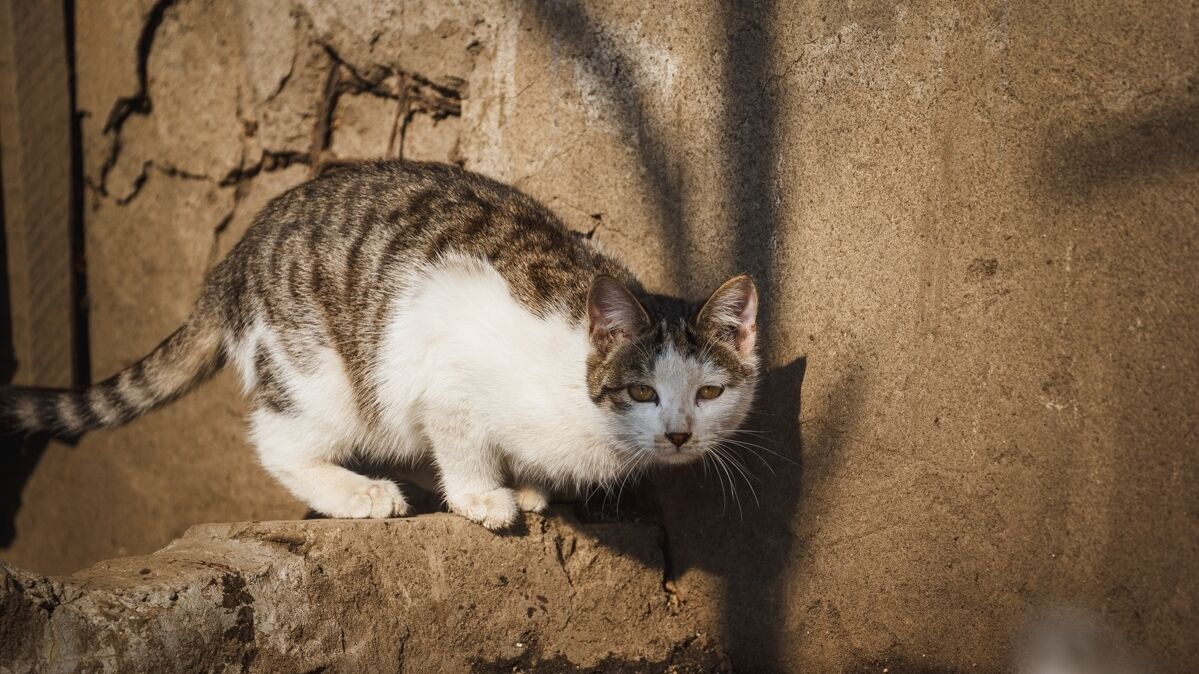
[310,56,342,172]
[220,151,311,187]
[95,0,178,197]
[90,8,467,250]
[316,44,463,169]
[101,0,176,133]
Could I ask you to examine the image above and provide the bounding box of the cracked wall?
[2,1,1197,672]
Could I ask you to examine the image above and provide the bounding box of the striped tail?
[0,308,225,438]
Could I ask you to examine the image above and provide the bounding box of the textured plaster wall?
[1,1,1196,672]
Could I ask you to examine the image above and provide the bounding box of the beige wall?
[2,1,1196,671]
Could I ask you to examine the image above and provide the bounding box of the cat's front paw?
[514,485,549,513]
[333,479,409,519]
[449,488,518,530]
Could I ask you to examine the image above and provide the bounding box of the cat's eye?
[627,384,657,403]
[697,385,724,401]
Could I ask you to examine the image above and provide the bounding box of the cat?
[0,161,760,530]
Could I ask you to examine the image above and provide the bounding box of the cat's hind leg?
[250,408,408,519]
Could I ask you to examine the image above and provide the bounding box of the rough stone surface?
[329,90,400,159]
[2,1,1196,672]
[0,512,719,672]
[403,113,461,163]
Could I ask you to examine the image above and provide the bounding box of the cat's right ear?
[587,275,650,354]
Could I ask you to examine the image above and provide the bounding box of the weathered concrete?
[2,1,1196,672]
[0,512,722,672]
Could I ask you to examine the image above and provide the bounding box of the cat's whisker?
[604,450,645,515]
[702,451,729,512]
[710,443,757,483]
[710,445,759,511]
[710,449,745,519]
[709,431,776,470]
[712,430,797,466]
[613,452,647,517]
[594,451,631,512]
[713,427,778,443]
[705,448,738,516]
[710,437,776,472]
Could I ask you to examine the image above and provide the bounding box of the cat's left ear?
[697,275,758,356]
[587,275,650,355]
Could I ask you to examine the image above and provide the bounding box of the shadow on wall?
[523,0,878,669]
[522,0,691,290]
[1040,94,1199,672]
[1039,98,1199,199]
[0,158,50,549]
[706,2,807,667]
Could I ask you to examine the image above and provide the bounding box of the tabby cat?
[1,161,759,529]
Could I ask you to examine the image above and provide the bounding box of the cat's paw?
[450,488,519,530]
[514,485,549,513]
[333,479,409,519]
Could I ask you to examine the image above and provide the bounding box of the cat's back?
[239,160,507,250]
[222,160,630,325]
[244,160,574,256]
[202,160,633,442]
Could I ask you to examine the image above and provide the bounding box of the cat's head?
[586,274,759,466]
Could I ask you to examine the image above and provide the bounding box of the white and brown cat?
[1,161,759,530]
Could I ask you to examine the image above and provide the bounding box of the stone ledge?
[0,512,725,673]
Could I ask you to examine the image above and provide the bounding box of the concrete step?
[0,512,726,673]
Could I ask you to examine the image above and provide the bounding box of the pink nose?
[665,432,691,448]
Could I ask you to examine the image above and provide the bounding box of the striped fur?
[0,161,761,529]
[0,307,224,437]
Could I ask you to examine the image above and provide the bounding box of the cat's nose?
[665,432,691,448]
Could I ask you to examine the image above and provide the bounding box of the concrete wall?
[2,1,1196,671]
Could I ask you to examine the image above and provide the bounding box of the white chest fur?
[373,255,623,486]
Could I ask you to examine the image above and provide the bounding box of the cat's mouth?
[651,447,704,465]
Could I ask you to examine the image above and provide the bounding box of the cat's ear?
[697,275,758,356]
[587,275,650,354]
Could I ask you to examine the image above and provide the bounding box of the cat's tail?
[0,303,226,438]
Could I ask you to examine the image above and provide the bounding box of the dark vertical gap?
[63,0,90,386]
[0,149,34,549]
[0,142,14,382]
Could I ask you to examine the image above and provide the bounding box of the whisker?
[724,441,783,472]
[710,445,759,510]
[705,448,733,515]
[613,451,649,518]
[713,438,776,472]
[713,430,798,466]
[709,449,742,519]
[597,449,642,514]
[702,452,729,512]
